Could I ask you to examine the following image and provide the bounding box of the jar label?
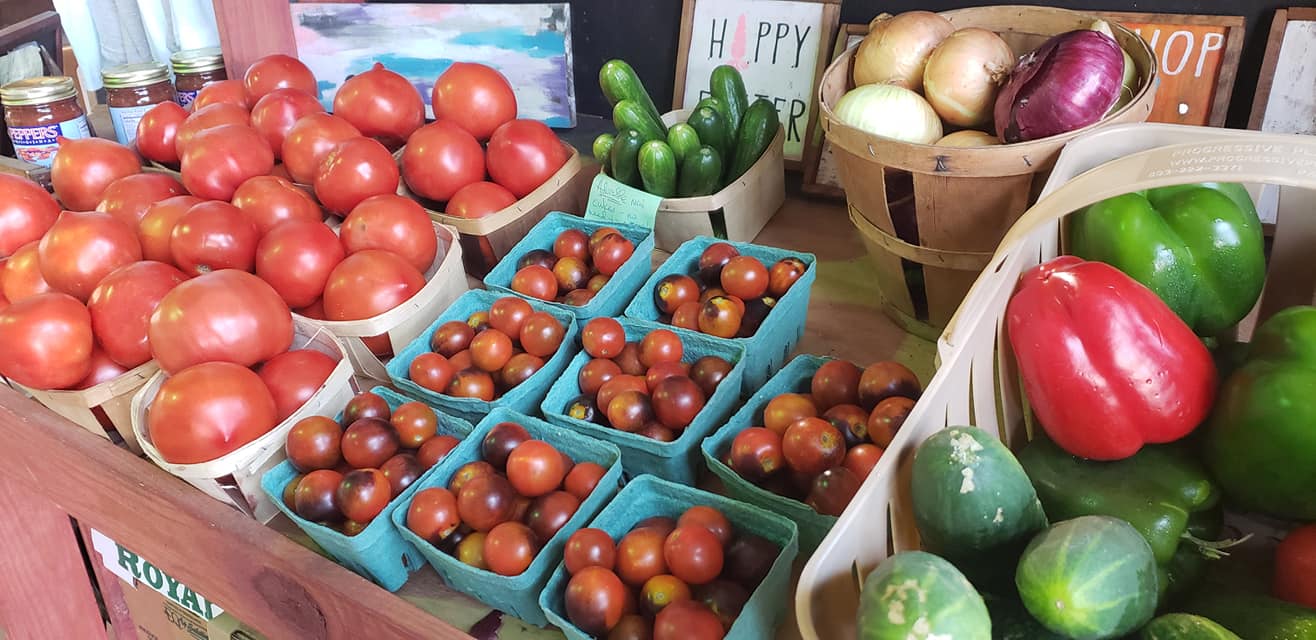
[177,89,199,109]
[110,104,157,145]
[9,116,91,167]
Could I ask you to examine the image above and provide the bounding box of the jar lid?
[0,76,77,106]
[102,62,171,88]
[170,48,225,74]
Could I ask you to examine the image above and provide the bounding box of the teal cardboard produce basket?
[390,407,623,627]
[540,318,745,484]
[483,211,655,320]
[539,475,800,640]
[259,387,475,591]
[386,289,580,424]
[623,236,816,391]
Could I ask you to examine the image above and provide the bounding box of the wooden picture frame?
[801,22,865,198]
[1249,7,1316,133]
[673,0,841,169]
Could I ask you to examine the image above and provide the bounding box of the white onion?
[923,28,1015,127]
[834,84,943,144]
[936,130,1001,147]
[853,11,955,90]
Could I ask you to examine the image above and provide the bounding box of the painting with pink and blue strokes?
[291,3,576,128]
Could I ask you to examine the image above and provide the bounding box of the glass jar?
[102,62,175,145]
[1,76,90,168]
[171,48,227,109]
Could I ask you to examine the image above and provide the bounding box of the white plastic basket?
[129,319,358,523]
[794,124,1316,640]
[17,361,159,454]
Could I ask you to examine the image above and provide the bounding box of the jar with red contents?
[1,76,91,167]
[170,48,227,109]
[102,62,176,145]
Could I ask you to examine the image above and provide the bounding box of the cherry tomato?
[729,427,784,483]
[322,250,426,321]
[134,101,187,165]
[723,535,775,590]
[483,521,539,576]
[719,256,768,300]
[431,63,516,141]
[449,460,496,494]
[763,393,818,436]
[0,174,58,258]
[430,321,475,357]
[343,391,391,424]
[677,506,732,547]
[642,574,693,617]
[652,376,705,430]
[824,403,871,447]
[526,490,581,541]
[406,487,461,543]
[655,600,724,640]
[481,421,531,469]
[782,417,846,475]
[582,317,626,359]
[563,462,607,502]
[596,375,648,416]
[314,136,401,215]
[457,531,489,569]
[587,274,610,293]
[640,329,684,367]
[565,566,628,635]
[617,528,669,587]
[697,296,743,339]
[614,342,647,376]
[655,274,701,315]
[689,356,732,398]
[446,181,517,218]
[697,243,739,285]
[231,175,323,235]
[506,439,568,497]
[0,292,93,389]
[390,401,438,448]
[192,79,250,111]
[38,211,142,302]
[639,422,677,442]
[50,137,141,211]
[635,516,678,537]
[511,265,558,301]
[259,348,338,420]
[137,195,201,263]
[401,120,484,201]
[294,469,344,523]
[0,243,50,303]
[243,54,317,103]
[447,368,496,400]
[250,88,324,158]
[286,415,343,472]
[476,297,529,339]
[147,270,292,373]
[501,352,544,388]
[663,525,724,586]
[607,390,653,433]
[580,358,622,397]
[341,417,401,469]
[470,329,514,372]
[843,443,883,481]
[588,234,632,278]
[768,257,807,298]
[254,219,343,309]
[181,124,275,201]
[281,113,361,185]
[645,361,690,393]
[170,200,259,276]
[337,468,390,523]
[696,580,748,631]
[417,434,460,469]
[519,311,565,358]
[175,103,250,157]
[333,63,424,149]
[377,452,419,497]
[808,362,862,412]
[548,230,587,262]
[565,527,616,574]
[486,120,568,198]
[867,396,915,447]
[858,361,922,410]
[553,256,590,293]
[458,472,517,531]
[608,615,650,640]
[147,361,278,463]
[95,173,185,228]
[807,467,861,517]
[467,310,491,332]
[87,261,186,368]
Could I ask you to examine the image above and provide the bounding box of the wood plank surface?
[212,0,297,79]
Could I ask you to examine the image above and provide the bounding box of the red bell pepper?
[1005,256,1217,460]
[1275,523,1316,609]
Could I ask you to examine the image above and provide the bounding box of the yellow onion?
[853,11,955,90]
[834,84,943,144]
[936,130,1001,147]
[923,28,1015,128]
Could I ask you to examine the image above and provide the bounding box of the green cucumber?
[677,146,722,198]
[694,96,732,131]
[638,140,676,198]
[666,123,700,165]
[710,64,749,136]
[592,133,615,166]
[686,106,731,166]
[614,99,667,143]
[609,129,645,187]
[726,98,780,184]
[1140,614,1241,640]
[983,591,1067,640]
[857,551,990,640]
[599,59,667,132]
[1181,591,1316,639]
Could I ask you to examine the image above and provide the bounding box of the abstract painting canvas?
[291,3,576,128]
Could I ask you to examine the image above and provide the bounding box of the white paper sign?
[680,0,827,162]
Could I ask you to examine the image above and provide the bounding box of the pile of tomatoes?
[404,420,609,576]
[510,226,636,306]
[408,296,567,401]
[281,391,459,536]
[559,506,779,639]
[723,360,921,516]
[651,242,807,339]
[563,319,734,442]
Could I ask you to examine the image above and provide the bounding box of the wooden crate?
[17,361,158,454]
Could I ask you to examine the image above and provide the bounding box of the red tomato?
[1,242,52,302]
[445,181,517,219]
[563,462,607,502]
[332,63,424,149]
[406,487,461,543]
[285,415,342,472]
[1275,523,1316,608]
[337,468,391,523]
[431,62,517,141]
[0,173,61,258]
[230,175,322,235]
[174,103,250,157]
[258,349,338,420]
[565,527,616,574]
[483,521,539,576]
[254,219,345,308]
[50,137,142,211]
[243,54,318,104]
[843,444,883,482]
[74,345,130,389]
[37,211,142,302]
[95,173,186,229]
[663,526,724,585]
[170,201,260,275]
[400,121,484,202]
[322,250,425,321]
[281,113,360,185]
[719,256,768,300]
[148,269,293,373]
[591,234,635,277]
[314,137,400,215]
[180,124,275,201]
[0,292,93,389]
[409,352,456,394]
[511,265,558,301]
[489,297,533,337]
[654,600,725,640]
[564,566,629,635]
[519,311,565,358]
[146,361,279,464]
[640,329,684,367]
[87,261,187,368]
[729,427,784,482]
[137,195,202,263]
[782,417,846,475]
[617,528,669,587]
[250,88,324,159]
[485,120,569,198]
[806,467,861,517]
[135,101,188,165]
[339,194,437,272]
[581,317,626,359]
[506,439,568,497]
[470,329,514,372]
[191,79,250,111]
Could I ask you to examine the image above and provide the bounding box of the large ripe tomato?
[134,101,188,165]
[0,292,93,389]
[313,136,399,215]
[431,62,517,141]
[148,269,293,373]
[243,54,318,104]
[250,88,325,159]
[332,62,424,149]
[50,137,142,211]
[170,200,260,275]
[137,195,202,263]
[0,173,60,258]
[445,181,517,219]
[146,361,279,464]
[254,219,345,308]
[74,345,130,389]
[37,211,142,302]
[339,194,437,272]
[191,79,250,111]
[1,242,52,302]
[174,103,250,157]
[230,175,322,235]
[87,261,188,368]
[486,119,569,198]
[321,249,425,321]
[400,120,484,202]
[180,124,275,201]
[95,173,186,228]
[258,348,339,420]
[281,113,360,185]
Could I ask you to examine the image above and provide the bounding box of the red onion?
[994,29,1124,143]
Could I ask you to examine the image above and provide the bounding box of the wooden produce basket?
[794,124,1316,639]
[16,362,159,454]
[818,5,1159,340]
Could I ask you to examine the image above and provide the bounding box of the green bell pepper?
[1068,182,1264,336]
[1204,305,1316,520]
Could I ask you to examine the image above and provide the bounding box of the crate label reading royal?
[90,529,224,621]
